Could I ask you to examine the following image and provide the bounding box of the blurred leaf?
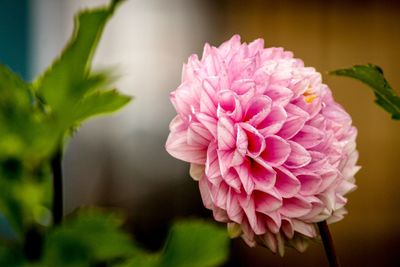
[33,0,130,130]
[120,220,229,267]
[0,244,24,267]
[161,220,229,267]
[118,254,160,267]
[35,0,122,110]
[0,171,52,241]
[72,89,131,123]
[331,64,400,119]
[39,209,135,266]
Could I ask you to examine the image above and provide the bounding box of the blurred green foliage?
[120,220,229,267]
[0,0,229,266]
[331,64,400,120]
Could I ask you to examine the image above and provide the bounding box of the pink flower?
[165,35,360,255]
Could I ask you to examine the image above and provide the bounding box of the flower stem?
[51,148,63,225]
[317,221,341,267]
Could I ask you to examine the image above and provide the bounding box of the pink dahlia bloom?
[165,35,360,254]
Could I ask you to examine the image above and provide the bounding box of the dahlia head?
[165,35,360,255]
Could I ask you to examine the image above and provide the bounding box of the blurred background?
[1,0,400,266]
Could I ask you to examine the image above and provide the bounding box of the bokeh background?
[1,0,400,266]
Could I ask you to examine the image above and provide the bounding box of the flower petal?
[217,116,236,150]
[254,189,282,214]
[274,166,301,198]
[277,104,309,139]
[189,164,204,181]
[258,106,287,136]
[291,125,325,149]
[260,135,291,166]
[280,197,312,218]
[196,112,217,139]
[166,130,206,164]
[187,122,213,146]
[240,123,265,157]
[235,160,255,195]
[251,158,276,192]
[244,95,272,126]
[284,141,311,169]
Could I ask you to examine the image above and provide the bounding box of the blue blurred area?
[0,0,28,242]
[0,0,29,80]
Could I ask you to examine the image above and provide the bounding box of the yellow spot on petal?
[304,94,317,103]
[303,86,317,103]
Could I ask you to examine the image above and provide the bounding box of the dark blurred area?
[2,0,400,266]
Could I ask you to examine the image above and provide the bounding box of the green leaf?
[118,220,229,267]
[40,209,135,266]
[33,0,130,131]
[72,89,131,123]
[160,220,229,267]
[34,0,123,111]
[331,64,400,120]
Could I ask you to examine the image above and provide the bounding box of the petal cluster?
[166,35,359,254]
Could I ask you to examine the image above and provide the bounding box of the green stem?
[51,148,63,225]
[317,221,341,267]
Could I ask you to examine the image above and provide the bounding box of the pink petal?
[264,84,294,106]
[231,78,255,95]
[218,90,243,121]
[218,34,241,60]
[291,125,325,149]
[337,179,357,195]
[213,206,229,222]
[235,125,248,156]
[239,196,266,235]
[264,211,281,234]
[169,115,187,132]
[296,172,322,196]
[251,158,276,192]
[217,117,236,150]
[235,160,255,194]
[258,106,287,136]
[200,79,218,116]
[240,123,265,157]
[277,104,309,139]
[205,142,220,180]
[280,197,312,218]
[196,112,217,139]
[244,95,272,126]
[187,122,213,146]
[248,38,264,56]
[211,181,229,209]
[198,178,213,209]
[319,170,340,192]
[274,166,301,198]
[284,141,311,169]
[166,130,207,164]
[254,189,282,214]
[292,219,316,237]
[241,219,256,247]
[217,149,244,176]
[298,196,324,221]
[224,168,242,192]
[171,85,196,111]
[281,219,294,239]
[281,218,294,239]
[260,135,291,166]
[226,189,244,223]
